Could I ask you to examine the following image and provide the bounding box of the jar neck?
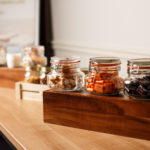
[128,66,150,76]
[51,63,80,74]
[51,63,80,69]
[89,64,120,73]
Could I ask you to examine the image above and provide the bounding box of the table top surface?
[0,87,150,150]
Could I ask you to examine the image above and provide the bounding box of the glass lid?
[51,56,80,64]
[128,58,150,66]
[128,58,150,74]
[90,57,121,66]
[24,45,45,52]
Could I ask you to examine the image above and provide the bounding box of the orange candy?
[86,71,118,94]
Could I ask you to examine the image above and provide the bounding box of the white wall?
[0,0,39,48]
[0,0,35,19]
[50,0,150,77]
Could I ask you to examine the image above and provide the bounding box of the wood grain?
[0,123,25,150]
[43,90,150,140]
[0,67,25,88]
[0,87,150,150]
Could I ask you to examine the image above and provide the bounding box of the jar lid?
[90,57,121,66]
[128,58,150,66]
[128,58,150,74]
[23,45,45,53]
[32,45,45,52]
[50,56,80,64]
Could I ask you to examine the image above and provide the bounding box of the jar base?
[124,91,150,101]
[129,96,150,101]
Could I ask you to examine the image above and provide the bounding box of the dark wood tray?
[43,90,150,140]
[0,67,25,88]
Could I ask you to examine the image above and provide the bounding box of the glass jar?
[124,58,150,100]
[47,56,85,91]
[0,45,7,66]
[22,45,47,67]
[40,66,50,84]
[86,57,124,95]
[24,66,40,84]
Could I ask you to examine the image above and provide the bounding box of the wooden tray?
[43,90,150,140]
[0,67,25,88]
[16,82,49,101]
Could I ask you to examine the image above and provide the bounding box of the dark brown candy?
[125,75,150,99]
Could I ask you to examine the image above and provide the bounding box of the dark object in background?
[0,131,17,150]
[40,0,54,66]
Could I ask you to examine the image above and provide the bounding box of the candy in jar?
[22,45,47,67]
[124,58,150,100]
[40,66,50,84]
[24,66,40,84]
[47,56,85,91]
[86,57,124,95]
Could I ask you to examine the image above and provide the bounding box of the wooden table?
[0,87,150,150]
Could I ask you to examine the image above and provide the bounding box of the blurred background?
[1,0,150,77]
[0,0,37,51]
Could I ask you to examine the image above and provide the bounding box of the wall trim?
[52,41,150,58]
